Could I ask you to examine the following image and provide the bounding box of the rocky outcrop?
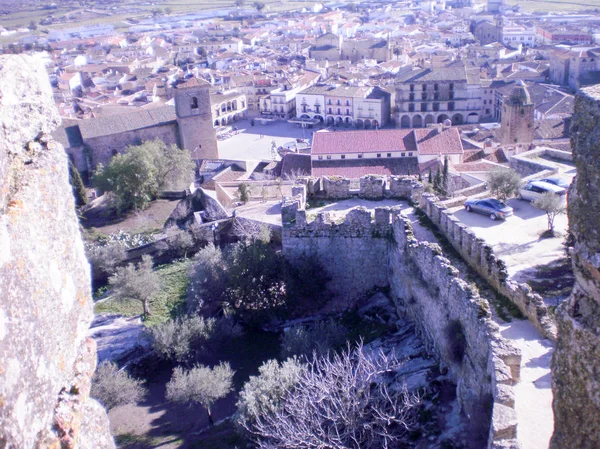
[0,55,114,448]
[550,86,600,449]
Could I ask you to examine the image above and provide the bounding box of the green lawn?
[94,259,191,326]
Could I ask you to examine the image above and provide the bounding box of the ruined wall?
[550,85,600,449]
[0,55,114,449]
[389,216,522,448]
[283,207,392,304]
[419,194,557,340]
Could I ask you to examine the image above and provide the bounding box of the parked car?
[464,198,514,221]
[531,176,570,190]
[519,180,566,202]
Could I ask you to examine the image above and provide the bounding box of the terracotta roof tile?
[312,158,418,177]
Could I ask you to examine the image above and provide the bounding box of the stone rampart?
[509,147,566,177]
[283,207,392,304]
[419,193,557,340]
[390,216,522,448]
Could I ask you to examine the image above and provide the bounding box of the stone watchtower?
[500,80,535,147]
[174,77,218,160]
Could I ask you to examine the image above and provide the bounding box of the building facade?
[500,81,535,145]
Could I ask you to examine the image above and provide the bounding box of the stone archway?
[425,114,434,126]
[326,116,334,125]
[412,115,423,128]
[400,115,411,128]
[452,113,464,125]
[364,119,372,129]
[437,114,449,123]
[467,112,479,124]
[355,119,364,128]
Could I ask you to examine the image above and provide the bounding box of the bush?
[68,159,88,206]
[92,361,145,411]
[86,241,126,276]
[166,362,235,426]
[236,183,250,204]
[280,319,348,358]
[236,358,305,428]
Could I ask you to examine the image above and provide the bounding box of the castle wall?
[550,85,600,449]
[86,123,179,168]
[419,193,557,340]
[0,55,113,449]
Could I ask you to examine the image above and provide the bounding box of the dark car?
[533,177,570,190]
[464,197,514,221]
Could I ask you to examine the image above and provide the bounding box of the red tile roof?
[312,158,418,177]
[311,127,463,157]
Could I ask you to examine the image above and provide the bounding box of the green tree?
[489,167,523,201]
[68,159,88,206]
[237,183,250,204]
[533,192,567,235]
[93,140,194,213]
[237,358,305,428]
[109,255,161,317]
[433,169,442,194]
[166,362,235,426]
[92,361,145,410]
[428,168,432,184]
[442,156,449,196]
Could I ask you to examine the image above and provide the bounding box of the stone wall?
[86,123,179,168]
[281,201,522,448]
[550,85,600,449]
[389,215,522,448]
[283,207,392,304]
[0,55,113,449]
[419,193,557,340]
[508,148,559,177]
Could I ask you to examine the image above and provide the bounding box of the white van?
[519,180,566,202]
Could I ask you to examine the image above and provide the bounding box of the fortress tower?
[174,77,218,160]
[500,80,535,147]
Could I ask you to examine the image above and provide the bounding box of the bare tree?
[488,167,523,201]
[232,218,271,243]
[244,342,421,449]
[533,191,567,236]
[166,362,235,426]
[109,255,161,317]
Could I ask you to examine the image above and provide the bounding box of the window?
[387,153,392,157]
[346,100,350,106]
[401,152,406,157]
[326,155,332,160]
[337,108,341,114]
[341,155,346,159]
[486,108,490,114]
[410,84,415,92]
[328,99,332,104]
[337,100,341,105]
[409,93,415,101]
[434,92,439,100]
[483,100,487,105]
[329,108,332,113]
[346,108,350,115]
[449,91,454,100]
[448,102,455,111]
[408,152,413,157]
[358,154,363,158]
[449,83,454,91]
[433,102,440,111]
[409,103,415,112]
[191,96,199,109]
[434,83,439,91]
[377,153,382,158]
[422,84,427,91]
[318,155,323,160]
[422,92,428,100]
[421,103,428,112]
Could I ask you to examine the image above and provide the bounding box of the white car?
[519,181,566,202]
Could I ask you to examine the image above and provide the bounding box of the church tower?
[174,77,218,160]
[500,80,535,147]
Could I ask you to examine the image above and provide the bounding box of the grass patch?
[189,421,246,449]
[94,259,191,326]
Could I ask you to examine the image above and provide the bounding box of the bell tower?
[500,80,535,147]
[174,77,218,160]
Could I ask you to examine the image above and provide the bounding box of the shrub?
[236,358,305,428]
[68,159,88,206]
[91,361,145,411]
[280,319,348,358]
[488,167,522,201]
[166,362,235,426]
[236,183,250,204]
[86,241,126,276]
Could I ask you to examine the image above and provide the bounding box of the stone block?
[490,404,518,441]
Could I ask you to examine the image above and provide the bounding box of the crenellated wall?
[282,189,522,448]
[418,193,557,341]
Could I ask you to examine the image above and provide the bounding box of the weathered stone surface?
[550,85,600,449]
[0,55,113,449]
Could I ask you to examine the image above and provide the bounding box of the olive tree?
[488,167,523,201]
[109,255,161,317]
[533,191,567,235]
[244,343,421,449]
[166,362,235,426]
[92,361,145,411]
